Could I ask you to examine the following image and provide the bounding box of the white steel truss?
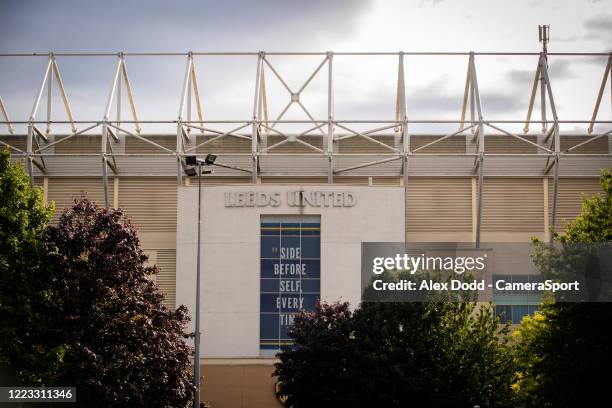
[1,51,611,245]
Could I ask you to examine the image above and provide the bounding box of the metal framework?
[1,51,611,246]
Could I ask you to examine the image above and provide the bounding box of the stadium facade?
[1,51,611,407]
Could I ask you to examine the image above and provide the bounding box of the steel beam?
[51,56,77,133]
[587,54,611,134]
[524,63,541,134]
[565,129,612,152]
[335,155,401,174]
[0,96,15,134]
[29,57,52,122]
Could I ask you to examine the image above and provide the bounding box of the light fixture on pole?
[184,153,216,408]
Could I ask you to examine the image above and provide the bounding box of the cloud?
[547,60,578,79]
[0,0,373,52]
[554,35,578,43]
[505,60,577,84]
[583,14,612,46]
[338,74,525,121]
[419,0,446,6]
[506,69,535,84]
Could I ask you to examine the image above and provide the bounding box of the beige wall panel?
[548,177,603,231]
[373,177,401,186]
[187,177,252,186]
[201,365,279,408]
[481,178,543,233]
[118,177,177,233]
[54,135,101,154]
[333,176,369,185]
[265,135,324,153]
[560,136,608,154]
[406,178,472,236]
[196,135,251,154]
[259,176,401,186]
[480,231,545,242]
[484,135,538,154]
[336,135,395,153]
[125,135,175,154]
[154,248,176,309]
[411,135,466,153]
[260,177,327,184]
[0,135,27,152]
[407,231,474,242]
[47,177,111,223]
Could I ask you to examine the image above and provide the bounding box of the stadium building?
[1,50,611,407]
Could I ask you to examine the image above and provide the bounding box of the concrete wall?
[176,185,405,358]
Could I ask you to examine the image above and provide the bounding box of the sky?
[0,0,611,135]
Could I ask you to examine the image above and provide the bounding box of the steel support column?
[177,52,194,185]
[327,52,334,184]
[467,52,485,248]
[475,150,484,247]
[102,121,110,208]
[251,53,263,184]
[26,122,34,187]
[397,53,410,229]
[538,53,561,243]
[540,53,548,134]
[176,121,184,185]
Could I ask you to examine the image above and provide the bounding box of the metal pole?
[26,123,34,187]
[327,51,334,183]
[47,60,52,135]
[176,122,183,185]
[550,124,560,245]
[475,152,484,248]
[540,55,547,134]
[194,162,202,408]
[398,53,409,229]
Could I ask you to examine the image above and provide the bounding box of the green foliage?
[42,199,196,407]
[1,149,197,406]
[275,300,515,408]
[514,169,612,407]
[0,147,56,384]
[560,169,611,243]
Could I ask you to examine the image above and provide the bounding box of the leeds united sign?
[224,191,356,208]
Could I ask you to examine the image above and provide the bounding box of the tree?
[274,302,363,408]
[0,147,56,384]
[513,169,612,407]
[39,199,197,407]
[275,300,515,408]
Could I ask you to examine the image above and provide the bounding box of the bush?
[275,300,514,408]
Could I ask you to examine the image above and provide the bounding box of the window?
[494,304,538,324]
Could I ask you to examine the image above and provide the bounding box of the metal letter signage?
[225,191,356,207]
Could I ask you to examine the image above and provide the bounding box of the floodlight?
[204,154,217,165]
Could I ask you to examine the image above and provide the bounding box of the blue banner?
[260,217,320,351]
